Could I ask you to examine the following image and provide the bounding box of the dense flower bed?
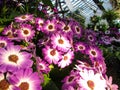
[0,13,119,90]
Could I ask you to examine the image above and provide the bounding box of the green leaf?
[42,74,51,87]
[41,0,53,7]
[0,26,4,32]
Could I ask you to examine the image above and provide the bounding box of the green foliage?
[102,10,120,27]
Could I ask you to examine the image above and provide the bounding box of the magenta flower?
[85,30,97,43]
[51,33,72,52]
[2,24,14,38]
[105,76,118,90]
[62,70,80,90]
[93,58,107,74]
[0,45,33,72]
[74,42,88,54]
[14,14,34,22]
[35,17,44,31]
[42,46,61,64]
[0,72,15,90]
[86,45,103,61]
[16,23,35,41]
[42,19,57,34]
[61,20,73,36]
[36,57,50,73]
[72,21,83,38]
[8,68,42,90]
[58,50,74,68]
[0,36,13,48]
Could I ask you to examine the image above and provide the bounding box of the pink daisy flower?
[62,70,80,90]
[0,36,13,48]
[16,24,35,41]
[85,30,97,44]
[2,24,14,38]
[86,45,103,61]
[58,50,74,68]
[77,69,107,90]
[61,21,73,36]
[14,14,34,22]
[51,33,72,52]
[35,17,44,31]
[8,68,42,90]
[74,42,88,54]
[36,57,50,73]
[42,19,57,34]
[42,46,61,64]
[0,45,33,72]
[72,21,83,38]
[105,76,118,90]
[0,72,15,90]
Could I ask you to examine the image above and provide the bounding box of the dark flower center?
[64,26,69,31]
[68,76,74,82]
[23,30,29,35]
[40,23,43,26]
[91,51,96,56]
[63,56,68,60]
[0,79,10,90]
[9,54,18,63]
[87,80,95,90]
[39,64,44,69]
[7,32,13,38]
[48,25,53,30]
[58,39,64,44]
[19,82,29,90]
[21,15,26,19]
[79,46,84,50]
[88,35,93,41]
[76,27,80,32]
[50,49,56,56]
[0,43,5,48]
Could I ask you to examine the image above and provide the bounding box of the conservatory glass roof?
[51,0,112,23]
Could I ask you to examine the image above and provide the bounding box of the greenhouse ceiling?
[51,0,113,23]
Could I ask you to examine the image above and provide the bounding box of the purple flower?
[60,20,73,36]
[71,21,83,38]
[0,45,33,72]
[16,23,35,41]
[85,30,97,44]
[74,42,88,54]
[42,46,62,64]
[0,72,15,90]
[42,19,58,34]
[0,36,13,48]
[93,58,107,74]
[36,57,50,73]
[8,68,42,90]
[14,14,34,23]
[58,50,74,68]
[62,70,80,90]
[35,17,44,31]
[86,45,103,61]
[50,32,72,52]
[101,35,112,45]
[2,24,14,38]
